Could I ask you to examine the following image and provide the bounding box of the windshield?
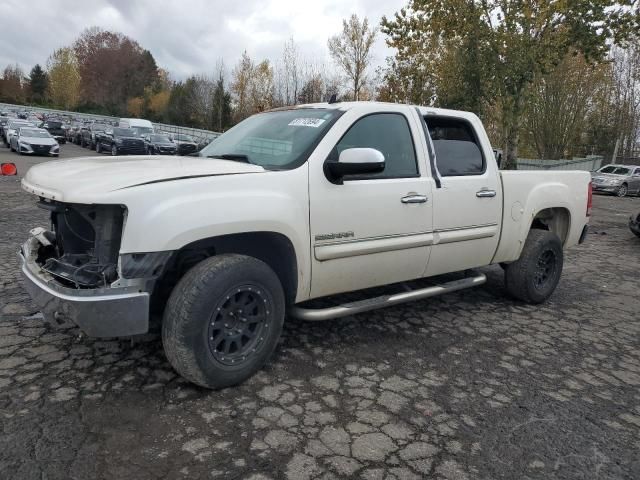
[599,166,630,175]
[150,134,171,142]
[174,134,194,142]
[113,127,134,136]
[21,129,50,138]
[132,126,153,136]
[92,123,108,131]
[46,121,63,128]
[199,108,342,169]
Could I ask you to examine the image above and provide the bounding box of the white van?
[119,118,154,137]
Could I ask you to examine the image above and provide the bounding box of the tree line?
[0,2,638,165]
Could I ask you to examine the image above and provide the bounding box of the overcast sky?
[1,0,406,81]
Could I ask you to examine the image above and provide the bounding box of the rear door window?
[424,117,484,176]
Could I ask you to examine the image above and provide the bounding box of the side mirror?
[325,148,385,184]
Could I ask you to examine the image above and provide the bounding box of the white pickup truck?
[20,102,592,389]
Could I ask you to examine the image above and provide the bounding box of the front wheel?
[504,230,563,304]
[616,184,628,197]
[162,254,285,389]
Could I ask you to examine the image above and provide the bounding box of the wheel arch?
[529,207,572,246]
[154,231,299,309]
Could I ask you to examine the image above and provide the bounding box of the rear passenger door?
[419,113,502,276]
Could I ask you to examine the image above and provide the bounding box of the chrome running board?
[289,272,487,321]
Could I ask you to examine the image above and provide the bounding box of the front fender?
[114,166,311,297]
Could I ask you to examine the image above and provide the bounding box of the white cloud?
[0,0,405,80]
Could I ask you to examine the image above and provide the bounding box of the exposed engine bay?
[33,199,125,288]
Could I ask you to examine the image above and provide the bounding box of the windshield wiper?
[206,153,251,163]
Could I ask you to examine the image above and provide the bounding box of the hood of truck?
[22,155,265,202]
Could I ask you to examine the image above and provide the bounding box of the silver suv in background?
[591,164,640,197]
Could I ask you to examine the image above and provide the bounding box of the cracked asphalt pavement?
[1,144,640,479]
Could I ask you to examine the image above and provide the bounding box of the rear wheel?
[111,145,117,156]
[96,142,101,153]
[504,230,563,304]
[162,254,285,389]
[616,184,628,197]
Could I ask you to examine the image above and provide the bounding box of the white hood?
[22,155,265,202]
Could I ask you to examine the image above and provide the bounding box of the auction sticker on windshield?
[288,118,326,127]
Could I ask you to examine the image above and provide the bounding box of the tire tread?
[504,229,563,304]
[162,254,284,389]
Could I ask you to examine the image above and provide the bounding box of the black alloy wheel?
[532,249,557,291]
[207,286,270,366]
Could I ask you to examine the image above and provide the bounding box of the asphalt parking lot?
[1,141,639,480]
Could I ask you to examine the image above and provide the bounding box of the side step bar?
[289,272,487,321]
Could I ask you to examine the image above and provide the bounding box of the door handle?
[476,189,496,198]
[401,194,428,204]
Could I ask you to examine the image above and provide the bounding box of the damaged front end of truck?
[19,199,152,337]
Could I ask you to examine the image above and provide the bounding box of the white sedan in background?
[4,119,34,145]
[10,127,60,156]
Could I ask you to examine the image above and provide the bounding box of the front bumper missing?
[19,239,149,337]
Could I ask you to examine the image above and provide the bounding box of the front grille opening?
[36,200,125,288]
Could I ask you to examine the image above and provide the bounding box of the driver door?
[308,107,433,299]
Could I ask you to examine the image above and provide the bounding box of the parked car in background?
[95,127,146,155]
[81,123,109,149]
[72,124,88,145]
[39,120,67,144]
[591,164,640,197]
[4,119,34,145]
[118,118,154,138]
[66,122,81,143]
[10,127,59,156]
[0,116,11,140]
[630,210,640,238]
[170,133,198,155]
[144,133,177,155]
[196,136,215,152]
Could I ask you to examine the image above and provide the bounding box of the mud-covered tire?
[504,230,563,304]
[162,254,285,389]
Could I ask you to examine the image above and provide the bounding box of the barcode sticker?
[288,118,326,128]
